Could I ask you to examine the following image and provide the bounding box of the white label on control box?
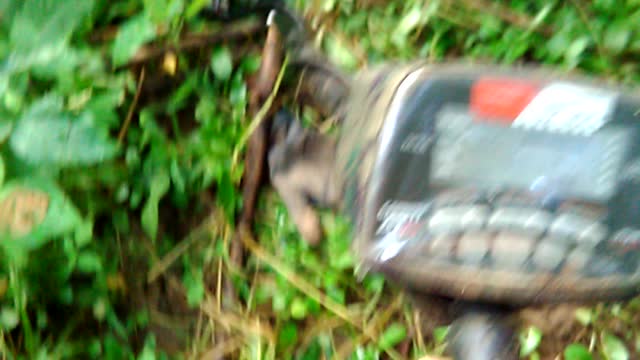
[513,82,618,136]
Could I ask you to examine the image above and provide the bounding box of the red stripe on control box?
[470,78,540,124]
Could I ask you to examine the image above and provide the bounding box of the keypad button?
[532,239,567,271]
[563,247,591,273]
[549,213,601,241]
[488,207,552,236]
[429,235,454,257]
[576,223,607,247]
[456,233,490,265]
[428,206,489,234]
[460,206,490,230]
[492,232,534,268]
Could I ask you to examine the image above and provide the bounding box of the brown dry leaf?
[0,188,49,237]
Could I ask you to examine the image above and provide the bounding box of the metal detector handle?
[202,0,309,54]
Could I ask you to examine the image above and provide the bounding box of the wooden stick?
[118,19,264,69]
[117,67,145,143]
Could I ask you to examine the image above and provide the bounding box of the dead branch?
[118,19,264,69]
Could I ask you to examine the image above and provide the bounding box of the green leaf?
[141,172,170,240]
[519,326,543,357]
[603,21,631,54]
[36,308,48,329]
[602,332,629,360]
[363,274,385,293]
[0,306,19,330]
[216,171,237,222]
[183,267,204,307]
[58,285,73,305]
[324,34,358,70]
[278,322,298,349]
[210,45,234,81]
[111,13,157,67]
[144,0,170,24]
[564,344,593,360]
[76,251,103,273]
[290,297,308,320]
[272,290,288,314]
[92,298,107,321]
[229,71,247,105]
[0,1,21,31]
[140,199,159,240]
[9,96,118,168]
[378,323,407,350]
[565,37,591,67]
[185,0,211,19]
[10,0,95,52]
[478,15,503,39]
[104,333,128,359]
[167,72,199,113]
[575,307,594,326]
[353,345,380,360]
[74,219,93,248]
[138,334,158,360]
[322,0,337,12]
[84,89,125,128]
[527,2,554,33]
[594,0,617,12]
[547,31,571,59]
[391,6,422,47]
[433,326,449,344]
[239,54,261,74]
[3,42,73,76]
[4,86,24,114]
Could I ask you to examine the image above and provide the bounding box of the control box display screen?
[430,105,631,201]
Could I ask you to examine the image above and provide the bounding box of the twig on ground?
[197,335,245,360]
[147,210,223,283]
[200,295,275,340]
[298,316,348,352]
[230,19,285,267]
[119,19,264,69]
[117,67,145,144]
[333,293,405,359]
[213,18,286,360]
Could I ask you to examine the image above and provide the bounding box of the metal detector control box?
[337,63,640,305]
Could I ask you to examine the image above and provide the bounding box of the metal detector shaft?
[203,0,352,117]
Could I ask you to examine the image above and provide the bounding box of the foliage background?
[0,0,639,359]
